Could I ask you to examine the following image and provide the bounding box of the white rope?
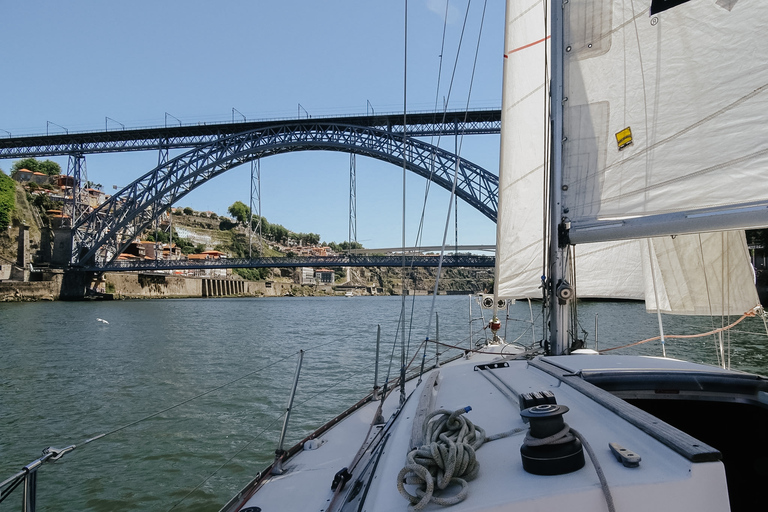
[397,407,485,510]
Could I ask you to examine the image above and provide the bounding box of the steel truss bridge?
[0,109,501,271]
[78,254,495,273]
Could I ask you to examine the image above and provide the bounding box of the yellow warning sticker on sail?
[616,127,633,150]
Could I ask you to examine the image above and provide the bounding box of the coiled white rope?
[397,407,486,510]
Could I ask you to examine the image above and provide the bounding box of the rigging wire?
[409,0,475,353]
[424,0,487,340]
[540,0,553,349]
[400,0,410,405]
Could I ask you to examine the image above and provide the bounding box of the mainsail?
[560,0,768,241]
[496,0,761,316]
[496,1,644,301]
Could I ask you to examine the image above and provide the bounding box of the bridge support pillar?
[59,271,87,300]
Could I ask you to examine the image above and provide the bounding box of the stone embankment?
[103,273,303,299]
[0,270,308,301]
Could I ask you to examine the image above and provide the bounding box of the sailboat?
[222,1,768,511]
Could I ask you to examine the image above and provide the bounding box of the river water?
[1,296,766,511]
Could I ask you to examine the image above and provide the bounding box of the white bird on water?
[97,318,109,324]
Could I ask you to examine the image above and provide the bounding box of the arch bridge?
[0,110,501,269]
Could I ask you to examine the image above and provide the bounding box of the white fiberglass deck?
[237,349,731,512]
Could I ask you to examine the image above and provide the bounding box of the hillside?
[0,179,493,294]
[170,211,494,293]
[0,179,45,265]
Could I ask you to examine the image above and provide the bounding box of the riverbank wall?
[103,273,309,299]
[0,269,62,301]
[1,271,466,301]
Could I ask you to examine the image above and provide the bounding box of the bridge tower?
[249,159,262,257]
[349,154,357,247]
[65,153,88,264]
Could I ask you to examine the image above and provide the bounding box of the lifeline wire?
[166,413,285,512]
[80,353,297,445]
[169,354,378,511]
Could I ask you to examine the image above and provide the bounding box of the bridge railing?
[75,254,496,272]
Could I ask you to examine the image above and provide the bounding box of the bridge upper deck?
[0,109,501,158]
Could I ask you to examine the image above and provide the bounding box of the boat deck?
[230,348,766,511]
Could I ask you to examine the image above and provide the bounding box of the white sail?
[497,0,761,315]
[560,0,768,242]
[573,240,645,299]
[496,1,645,301]
[643,231,759,315]
[495,0,549,300]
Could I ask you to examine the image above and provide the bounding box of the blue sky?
[0,0,503,249]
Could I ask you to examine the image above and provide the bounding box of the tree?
[12,158,62,176]
[12,158,40,174]
[0,170,15,231]
[292,232,321,246]
[251,214,269,232]
[228,201,251,225]
[38,160,62,176]
[268,223,289,243]
[327,241,364,252]
[183,206,194,215]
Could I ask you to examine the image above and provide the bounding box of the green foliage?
[0,170,15,231]
[327,241,364,252]
[234,267,271,281]
[293,232,320,246]
[12,158,40,174]
[145,229,170,243]
[11,157,62,176]
[219,218,237,230]
[228,201,251,224]
[39,160,62,176]
[183,206,194,215]
[251,214,269,232]
[268,223,289,244]
[31,192,63,213]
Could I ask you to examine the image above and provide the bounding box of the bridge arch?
[73,123,498,266]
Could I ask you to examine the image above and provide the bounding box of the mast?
[548,0,570,355]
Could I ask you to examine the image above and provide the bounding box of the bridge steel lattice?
[77,254,495,273]
[0,110,501,157]
[73,122,500,268]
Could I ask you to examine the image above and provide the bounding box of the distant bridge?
[0,109,501,157]
[1,109,501,271]
[79,254,496,272]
